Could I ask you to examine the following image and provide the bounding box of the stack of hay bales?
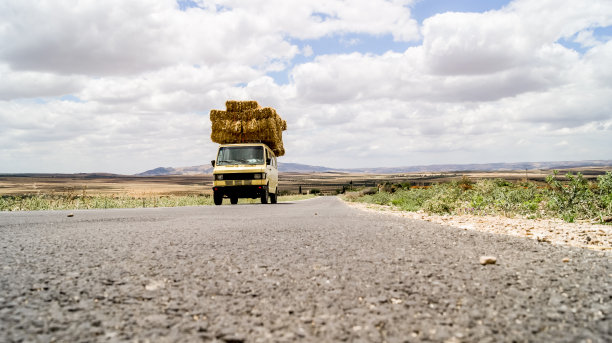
[210,100,287,156]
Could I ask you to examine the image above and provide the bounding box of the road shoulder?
[342,199,611,253]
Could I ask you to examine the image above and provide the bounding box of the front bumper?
[213,179,267,187]
[212,185,268,198]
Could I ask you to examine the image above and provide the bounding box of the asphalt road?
[1,197,610,342]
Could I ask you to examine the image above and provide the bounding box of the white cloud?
[302,45,314,57]
[207,0,419,41]
[573,30,600,48]
[0,99,215,173]
[0,0,301,76]
[0,0,418,77]
[421,0,612,76]
[0,0,610,173]
[0,65,85,100]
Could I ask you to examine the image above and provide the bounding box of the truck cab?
[211,143,278,205]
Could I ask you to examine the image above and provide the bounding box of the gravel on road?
[1,197,610,342]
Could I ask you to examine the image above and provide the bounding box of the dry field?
[1,167,609,197]
[279,166,611,194]
[0,174,213,197]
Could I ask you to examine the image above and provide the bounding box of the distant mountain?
[137,165,213,176]
[136,160,612,176]
[278,163,334,173]
[340,160,612,173]
[137,162,330,175]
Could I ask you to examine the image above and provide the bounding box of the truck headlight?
[253,173,265,179]
[214,174,224,180]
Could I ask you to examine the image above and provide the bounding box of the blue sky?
[0,0,611,173]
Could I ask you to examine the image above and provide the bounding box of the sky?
[1,0,611,174]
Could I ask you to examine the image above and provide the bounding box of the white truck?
[211,143,278,205]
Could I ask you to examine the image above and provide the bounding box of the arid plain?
[1,167,610,197]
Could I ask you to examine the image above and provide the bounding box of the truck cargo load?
[210,100,287,156]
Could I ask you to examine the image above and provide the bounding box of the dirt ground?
[344,201,612,253]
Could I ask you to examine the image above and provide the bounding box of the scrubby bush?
[347,172,612,223]
[457,176,474,191]
[390,188,431,212]
[422,183,462,214]
[0,194,215,211]
[596,172,612,218]
[545,171,597,222]
[277,190,293,196]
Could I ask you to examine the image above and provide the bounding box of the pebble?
[479,256,497,265]
[145,280,165,291]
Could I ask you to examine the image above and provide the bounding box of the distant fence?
[278,180,439,195]
[295,182,378,189]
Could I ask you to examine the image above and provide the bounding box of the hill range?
[137,160,612,176]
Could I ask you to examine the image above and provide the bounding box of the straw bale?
[243,118,259,134]
[209,109,226,122]
[211,108,278,121]
[212,111,242,121]
[210,101,287,156]
[211,119,242,134]
[226,100,260,112]
[258,107,277,119]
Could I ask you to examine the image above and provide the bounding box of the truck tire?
[260,188,269,204]
[213,192,223,206]
[270,192,277,204]
[230,196,238,204]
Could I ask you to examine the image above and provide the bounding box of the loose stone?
[479,256,497,265]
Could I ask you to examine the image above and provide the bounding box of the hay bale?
[226,100,260,112]
[210,107,279,121]
[210,101,287,156]
[209,109,226,122]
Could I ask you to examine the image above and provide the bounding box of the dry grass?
[0,175,213,197]
[0,174,321,211]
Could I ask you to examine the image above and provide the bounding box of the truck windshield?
[217,146,264,165]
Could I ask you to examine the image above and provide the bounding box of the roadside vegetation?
[344,171,612,224]
[0,193,315,211]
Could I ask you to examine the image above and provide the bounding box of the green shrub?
[389,189,431,211]
[596,172,612,216]
[545,171,597,221]
[345,172,612,222]
[422,183,462,214]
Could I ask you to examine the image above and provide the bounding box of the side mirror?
[211,160,216,167]
[266,158,271,165]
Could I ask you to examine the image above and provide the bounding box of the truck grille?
[219,173,258,180]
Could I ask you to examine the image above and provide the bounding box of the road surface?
[1,197,610,342]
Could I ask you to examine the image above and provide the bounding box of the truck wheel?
[260,188,269,204]
[270,193,277,204]
[213,192,223,206]
[230,196,238,204]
